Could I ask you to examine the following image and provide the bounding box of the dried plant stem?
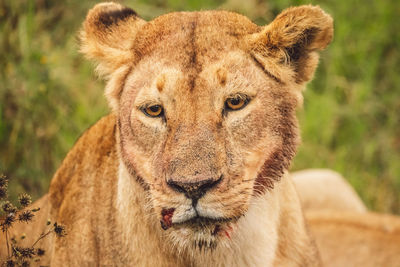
[1,175,66,265]
[31,229,52,248]
[5,228,10,258]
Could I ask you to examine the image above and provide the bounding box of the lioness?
[1,3,334,266]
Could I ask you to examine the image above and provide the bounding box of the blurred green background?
[0,0,399,213]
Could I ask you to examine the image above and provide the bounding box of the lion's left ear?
[248,5,333,84]
[80,2,146,77]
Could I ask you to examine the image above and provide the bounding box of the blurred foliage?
[0,0,399,213]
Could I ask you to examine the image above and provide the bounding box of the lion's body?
[291,169,367,213]
[307,211,400,267]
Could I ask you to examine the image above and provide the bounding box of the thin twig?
[5,228,10,258]
[31,229,53,248]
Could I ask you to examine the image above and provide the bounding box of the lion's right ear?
[80,2,146,77]
[247,5,333,85]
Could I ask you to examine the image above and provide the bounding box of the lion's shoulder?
[49,114,118,213]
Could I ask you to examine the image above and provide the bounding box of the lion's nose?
[167,176,222,202]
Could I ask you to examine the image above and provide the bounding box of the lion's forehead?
[130,51,264,102]
[132,11,260,68]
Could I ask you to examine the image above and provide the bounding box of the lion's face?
[80,3,333,250]
[116,12,300,248]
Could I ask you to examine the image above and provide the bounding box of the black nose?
[167,176,222,202]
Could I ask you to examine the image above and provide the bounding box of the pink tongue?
[160,208,175,230]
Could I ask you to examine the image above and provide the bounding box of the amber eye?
[225,95,248,111]
[143,105,163,117]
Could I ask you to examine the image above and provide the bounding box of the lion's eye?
[143,105,163,117]
[225,95,248,111]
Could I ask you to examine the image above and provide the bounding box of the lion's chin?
[166,217,237,251]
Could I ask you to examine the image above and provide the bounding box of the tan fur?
[1,3,334,266]
[292,169,367,213]
[156,74,166,92]
[307,211,400,267]
[247,5,333,87]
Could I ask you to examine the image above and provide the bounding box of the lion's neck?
[116,162,319,266]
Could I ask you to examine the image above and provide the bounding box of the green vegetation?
[1,0,399,213]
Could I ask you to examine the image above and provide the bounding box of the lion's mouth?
[160,213,234,230]
[177,216,236,240]
[160,206,235,227]
[176,216,233,227]
[161,212,237,240]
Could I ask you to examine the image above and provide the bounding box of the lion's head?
[80,2,333,251]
